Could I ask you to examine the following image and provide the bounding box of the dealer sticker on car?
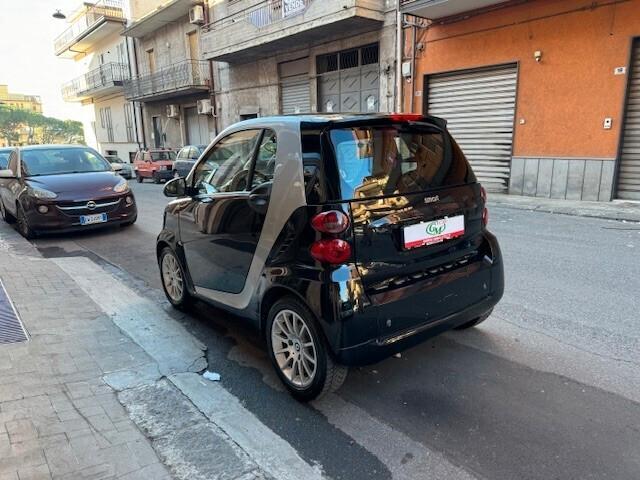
[404,215,465,249]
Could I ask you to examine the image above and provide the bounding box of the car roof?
[233,113,447,130]
[18,144,89,151]
[0,147,15,152]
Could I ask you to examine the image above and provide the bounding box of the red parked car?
[133,149,176,184]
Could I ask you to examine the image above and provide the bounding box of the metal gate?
[318,44,380,114]
[426,64,518,192]
[185,106,209,145]
[617,39,640,200]
[279,58,310,114]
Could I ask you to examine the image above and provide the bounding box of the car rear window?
[0,150,10,169]
[150,151,176,161]
[329,125,475,200]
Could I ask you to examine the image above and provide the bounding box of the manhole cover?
[0,279,28,344]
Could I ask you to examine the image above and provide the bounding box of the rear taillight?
[481,186,489,226]
[310,239,352,264]
[310,210,352,264]
[311,210,350,234]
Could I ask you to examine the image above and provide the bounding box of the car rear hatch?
[325,117,489,333]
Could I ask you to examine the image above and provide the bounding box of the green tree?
[0,105,85,146]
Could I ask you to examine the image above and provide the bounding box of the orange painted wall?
[406,0,640,158]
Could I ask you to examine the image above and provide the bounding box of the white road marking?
[170,372,324,480]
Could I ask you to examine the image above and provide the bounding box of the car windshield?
[107,157,124,164]
[151,151,176,161]
[0,150,11,169]
[329,125,475,200]
[21,147,111,177]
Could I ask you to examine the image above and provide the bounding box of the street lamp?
[52,10,66,19]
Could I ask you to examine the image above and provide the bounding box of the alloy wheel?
[271,309,318,388]
[161,252,184,302]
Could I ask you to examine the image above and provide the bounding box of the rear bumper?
[331,231,504,366]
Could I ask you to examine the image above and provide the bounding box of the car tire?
[121,215,137,227]
[0,199,15,224]
[153,172,161,184]
[267,296,348,402]
[159,247,192,310]
[16,203,35,240]
[453,308,493,330]
[136,174,143,183]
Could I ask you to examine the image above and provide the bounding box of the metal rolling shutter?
[281,75,310,114]
[617,41,640,200]
[426,65,518,192]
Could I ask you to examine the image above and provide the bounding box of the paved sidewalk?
[489,194,640,222]
[0,225,172,480]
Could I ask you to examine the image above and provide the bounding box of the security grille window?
[123,103,134,143]
[103,107,114,143]
[317,44,380,114]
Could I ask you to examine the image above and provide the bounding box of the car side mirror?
[247,181,272,214]
[111,163,123,172]
[164,177,186,198]
[0,169,16,179]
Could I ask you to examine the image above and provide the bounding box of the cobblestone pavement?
[0,226,173,480]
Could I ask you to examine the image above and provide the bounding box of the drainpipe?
[131,39,147,149]
[125,37,143,151]
[203,1,219,136]
[409,24,416,113]
[395,2,403,112]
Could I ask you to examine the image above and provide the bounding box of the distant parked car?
[0,145,137,239]
[105,155,134,179]
[156,114,504,401]
[133,149,176,183]
[173,145,207,178]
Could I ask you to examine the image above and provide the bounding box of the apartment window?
[100,107,114,143]
[123,103,134,143]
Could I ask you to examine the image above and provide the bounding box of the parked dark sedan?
[0,145,137,239]
[173,145,207,178]
[157,114,504,401]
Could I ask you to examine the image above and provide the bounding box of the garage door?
[617,40,640,200]
[185,106,209,145]
[426,64,518,192]
[279,58,310,114]
[317,44,380,114]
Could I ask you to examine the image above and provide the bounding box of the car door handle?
[249,194,269,207]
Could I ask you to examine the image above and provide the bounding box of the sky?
[0,0,88,121]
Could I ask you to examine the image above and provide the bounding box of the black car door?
[0,151,20,217]
[179,129,277,294]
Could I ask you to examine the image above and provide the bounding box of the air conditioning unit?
[189,5,205,25]
[166,104,180,118]
[197,99,212,115]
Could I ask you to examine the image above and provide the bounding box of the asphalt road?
[31,182,640,480]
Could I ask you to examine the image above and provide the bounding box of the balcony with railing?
[61,63,129,102]
[201,0,386,63]
[54,0,126,58]
[400,0,508,20]
[123,60,210,102]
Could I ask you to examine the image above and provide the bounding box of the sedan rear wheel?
[159,248,191,310]
[267,297,347,401]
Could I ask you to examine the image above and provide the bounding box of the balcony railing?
[204,0,313,33]
[54,0,125,55]
[124,60,210,101]
[62,63,130,101]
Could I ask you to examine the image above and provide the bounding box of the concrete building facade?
[401,0,640,201]
[201,0,400,130]
[54,0,141,161]
[0,85,43,113]
[122,0,215,150]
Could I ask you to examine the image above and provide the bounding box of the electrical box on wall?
[603,118,613,130]
[197,99,212,115]
[166,105,180,118]
[402,62,412,78]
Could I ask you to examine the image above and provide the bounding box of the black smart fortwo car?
[157,114,504,401]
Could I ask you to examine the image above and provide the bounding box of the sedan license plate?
[80,213,107,226]
[403,215,465,249]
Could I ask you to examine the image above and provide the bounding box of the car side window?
[177,148,186,160]
[8,152,18,175]
[190,147,199,160]
[250,130,277,189]
[192,130,261,195]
